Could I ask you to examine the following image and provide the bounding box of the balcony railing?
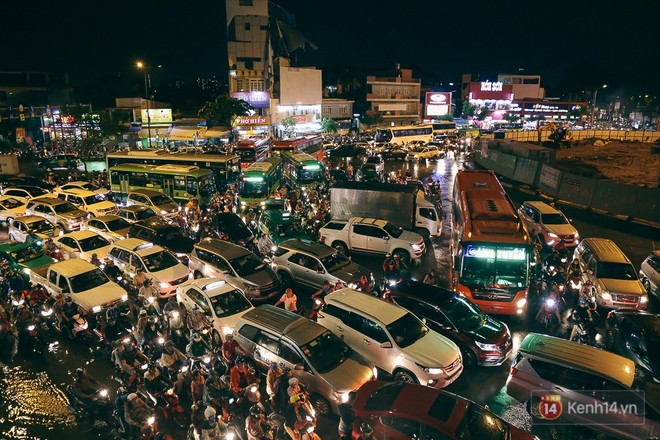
[367,76,421,84]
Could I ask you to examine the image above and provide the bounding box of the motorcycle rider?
[191,369,206,403]
[114,387,129,436]
[187,332,210,358]
[134,309,150,346]
[103,258,123,281]
[245,405,272,440]
[245,208,257,225]
[90,253,102,267]
[383,258,402,287]
[142,316,164,351]
[118,341,149,385]
[72,367,104,421]
[256,232,273,257]
[124,392,153,439]
[187,305,211,334]
[338,391,356,440]
[222,333,247,366]
[535,289,562,324]
[569,297,598,342]
[139,280,161,313]
[423,269,439,286]
[229,356,260,395]
[198,405,226,440]
[358,422,375,440]
[266,362,283,409]
[160,340,187,391]
[44,237,59,257]
[60,296,79,336]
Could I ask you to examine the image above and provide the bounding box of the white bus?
[432,121,457,136]
[374,124,433,144]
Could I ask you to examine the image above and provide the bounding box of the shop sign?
[292,115,307,124]
[481,81,503,92]
[141,108,172,124]
[16,127,25,142]
[231,91,271,108]
[425,92,451,105]
[234,115,271,126]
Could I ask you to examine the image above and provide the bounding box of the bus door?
[162,177,175,198]
[119,173,130,195]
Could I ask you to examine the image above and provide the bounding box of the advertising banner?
[231,91,271,109]
[234,115,271,126]
[426,92,451,116]
[141,109,172,124]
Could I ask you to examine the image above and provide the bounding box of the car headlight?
[160,281,171,289]
[548,233,558,238]
[601,292,612,301]
[160,210,168,215]
[92,305,102,313]
[411,243,421,251]
[416,363,443,375]
[517,298,527,308]
[640,295,648,304]
[22,267,31,274]
[372,366,378,379]
[475,341,498,351]
[67,218,76,223]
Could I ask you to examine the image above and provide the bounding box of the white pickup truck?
[29,259,129,313]
[319,217,425,264]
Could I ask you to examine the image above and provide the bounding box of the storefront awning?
[168,127,206,141]
[138,127,170,138]
[204,128,231,138]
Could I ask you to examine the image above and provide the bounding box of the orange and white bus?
[272,135,324,162]
[450,170,532,315]
[235,136,271,170]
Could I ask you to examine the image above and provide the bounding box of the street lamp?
[136,61,152,148]
[591,84,607,127]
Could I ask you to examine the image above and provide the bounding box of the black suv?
[605,309,660,381]
[128,218,194,263]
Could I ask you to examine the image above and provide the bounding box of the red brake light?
[607,311,614,320]
[509,366,518,376]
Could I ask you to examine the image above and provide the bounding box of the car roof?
[112,238,163,255]
[90,214,124,223]
[29,196,66,205]
[522,201,561,214]
[133,217,177,231]
[325,288,407,325]
[20,215,53,224]
[278,239,335,257]
[261,209,297,223]
[241,305,325,346]
[57,230,100,241]
[8,185,44,192]
[187,277,240,297]
[58,187,98,197]
[389,280,455,305]
[119,205,153,213]
[0,241,33,252]
[351,217,388,228]
[582,238,630,263]
[195,238,250,259]
[51,259,98,277]
[519,333,636,388]
[612,310,660,332]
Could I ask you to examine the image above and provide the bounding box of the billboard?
[425,92,451,116]
[231,91,271,109]
[279,67,322,106]
[234,115,271,126]
[141,109,172,124]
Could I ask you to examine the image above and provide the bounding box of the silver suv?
[233,304,375,415]
[271,239,375,293]
[639,250,660,299]
[189,238,281,303]
[25,197,88,232]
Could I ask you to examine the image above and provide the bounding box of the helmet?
[75,367,84,378]
[139,309,147,316]
[91,253,97,259]
[579,297,588,307]
[360,423,374,434]
[288,377,299,386]
[204,406,216,420]
[269,362,278,372]
[386,253,392,258]
[148,316,158,324]
[234,356,245,365]
[249,405,263,416]
[192,305,199,313]
[65,296,73,303]
[127,393,138,402]
[165,340,175,349]
[225,334,233,341]
[393,254,400,260]
[143,280,150,287]
[192,333,202,342]
[117,387,128,396]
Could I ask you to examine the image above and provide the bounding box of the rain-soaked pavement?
[1,153,658,440]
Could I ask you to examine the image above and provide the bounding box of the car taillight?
[607,311,614,320]
[509,366,518,377]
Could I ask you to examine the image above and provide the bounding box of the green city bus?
[239,156,284,209]
[281,151,325,188]
[109,163,215,205]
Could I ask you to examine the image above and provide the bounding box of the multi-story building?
[497,73,545,100]
[366,66,421,126]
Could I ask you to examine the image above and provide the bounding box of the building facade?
[366,67,421,126]
[497,73,545,100]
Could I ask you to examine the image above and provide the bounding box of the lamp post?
[136,61,152,148]
[591,84,607,128]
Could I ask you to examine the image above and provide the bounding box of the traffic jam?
[0,133,658,440]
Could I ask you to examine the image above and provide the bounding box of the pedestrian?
[274,288,298,312]
[423,268,439,286]
[338,391,357,440]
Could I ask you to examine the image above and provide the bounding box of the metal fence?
[502,130,660,143]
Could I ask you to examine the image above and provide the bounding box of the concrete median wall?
[476,150,660,224]
[504,129,660,143]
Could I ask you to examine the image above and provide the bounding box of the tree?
[433,114,454,122]
[321,117,339,133]
[281,116,297,138]
[476,106,491,121]
[360,113,383,128]
[461,99,476,118]
[503,113,519,124]
[198,95,252,127]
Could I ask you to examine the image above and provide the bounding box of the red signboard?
[425,92,451,105]
[469,82,514,100]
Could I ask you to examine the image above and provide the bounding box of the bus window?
[186,177,198,196]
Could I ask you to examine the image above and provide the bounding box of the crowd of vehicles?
[0,135,658,440]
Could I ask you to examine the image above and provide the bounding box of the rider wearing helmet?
[72,367,102,407]
[229,356,259,394]
[60,296,79,334]
[358,422,375,439]
[187,332,210,358]
[187,304,211,333]
[245,404,270,440]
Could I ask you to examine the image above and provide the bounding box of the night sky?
[3,0,659,97]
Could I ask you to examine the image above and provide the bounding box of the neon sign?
[465,245,526,260]
[481,81,503,92]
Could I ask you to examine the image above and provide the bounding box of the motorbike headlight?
[92,305,102,313]
[147,416,155,425]
[348,283,358,289]
[601,292,612,301]
[249,385,258,393]
[160,210,168,215]
[148,297,155,304]
[226,432,235,440]
[41,308,53,317]
[158,337,165,345]
[160,282,171,289]
[99,389,108,397]
[22,267,31,274]
[640,295,648,304]
[475,341,498,351]
[121,294,129,302]
[517,298,527,308]
[81,321,89,330]
[545,298,556,307]
[27,325,36,331]
[203,356,211,364]
[172,311,180,318]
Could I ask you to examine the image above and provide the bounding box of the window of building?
[249,79,264,91]
[323,105,331,115]
[524,78,540,84]
[239,0,253,6]
[244,23,251,31]
[339,105,347,115]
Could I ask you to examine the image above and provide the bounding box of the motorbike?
[17,319,45,356]
[164,307,187,346]
[68,313,94,342]
[159,388,188,428]
[66,385,114,426]
[539,296,562,334]
[308,298,324,321]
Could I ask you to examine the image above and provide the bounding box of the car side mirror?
[294,364,305,371]
[380,342,393,349]
[383,236,389,240]
[316,269,325,274]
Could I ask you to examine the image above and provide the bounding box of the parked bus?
[272,135,324,162]
[281,151,325,188]
[374,124,433,144]
[234,136,271,170]
[432,121,457,136]
[106,150,240,189]
[109,163,215,205]
[450,170,532,316]
[239,156,284,209]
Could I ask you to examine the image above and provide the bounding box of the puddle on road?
[0,364,75,439]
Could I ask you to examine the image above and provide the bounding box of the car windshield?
[78,235,110,252]
[412,146,426,152]
[142,250,179,272]
[27,187,48,197]
[11,247,45,263]
[134,208,158,220]
[53,202,78,214]
[240,181,268,199]
[150,195,173,205]
[455,404,508,440]
[383,222,403,239]
[1,198,23,209]
[209,289,252,318]
[443,295,486,332]
[541,213,569,224]
[320,252,350,272]
[81,183,101,191]
[69,269,110,293]
[230,253,266,277]
[460,247,529,292]
[386,312,429,348]
[276,222,304,237]
[300,330,352,374]
[83,194,106,206]
[596,262,637,280]
[30,219,54,232]
[105,218,130,231]
[199,176,215,196]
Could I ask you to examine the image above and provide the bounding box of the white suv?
[57,188,117,217]
[518,201,579,247]
[318,288,463,388]
[107,238,191,296]
[25,197,88,232]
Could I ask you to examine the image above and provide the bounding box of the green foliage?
[321,117,339,133]
[503,113,520,123]
[360,113,383,127]
[461,99,476,118]
[477,107,491,121]
[433,114,454,122]
[198,95,252,126]
[281,116,297,137]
